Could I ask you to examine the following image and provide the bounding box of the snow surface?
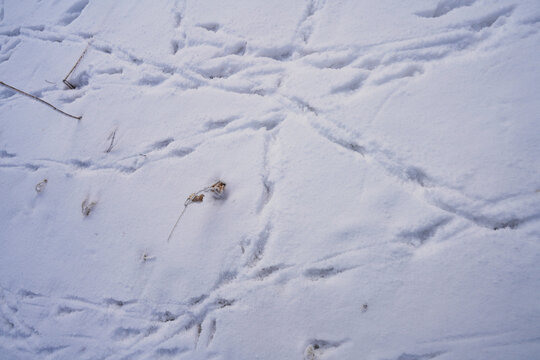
[1,0,540,359]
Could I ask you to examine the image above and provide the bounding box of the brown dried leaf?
[191,194,204,202]
[210,181,226,196]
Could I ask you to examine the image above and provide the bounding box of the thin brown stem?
[0,81,82,120]
[63,42,91,89]
[167,206,188,242]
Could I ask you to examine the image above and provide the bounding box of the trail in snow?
[1,1,539,359]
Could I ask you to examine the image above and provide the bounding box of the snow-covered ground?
[1,0,539,359]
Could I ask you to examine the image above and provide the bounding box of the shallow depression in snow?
[0,0,540,359]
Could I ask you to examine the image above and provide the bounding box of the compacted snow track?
[1,1,539,359]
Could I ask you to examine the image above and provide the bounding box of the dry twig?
[105,129,117,153]
[63,42,91,89]
[82,199,97,216]
[0,81,82,120]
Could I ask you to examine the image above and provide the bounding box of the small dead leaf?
[209,181,226,198]
[189,193,204,202]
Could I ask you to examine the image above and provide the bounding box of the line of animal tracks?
[1,1,539,359]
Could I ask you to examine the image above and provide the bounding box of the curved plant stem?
[0,81,82,120]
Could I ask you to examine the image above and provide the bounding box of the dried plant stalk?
[166,206,189,242]
[82,199,97,216]
[105,129,117,153]
[35,179,48,193]
[0,81,82,120]
[63,42,91,89]
[167,180,227,242]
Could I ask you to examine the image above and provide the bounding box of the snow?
[1,0,539,359]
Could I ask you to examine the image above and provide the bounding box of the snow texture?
[1,0,539,359]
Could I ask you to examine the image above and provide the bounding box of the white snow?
[1,0,539,359]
